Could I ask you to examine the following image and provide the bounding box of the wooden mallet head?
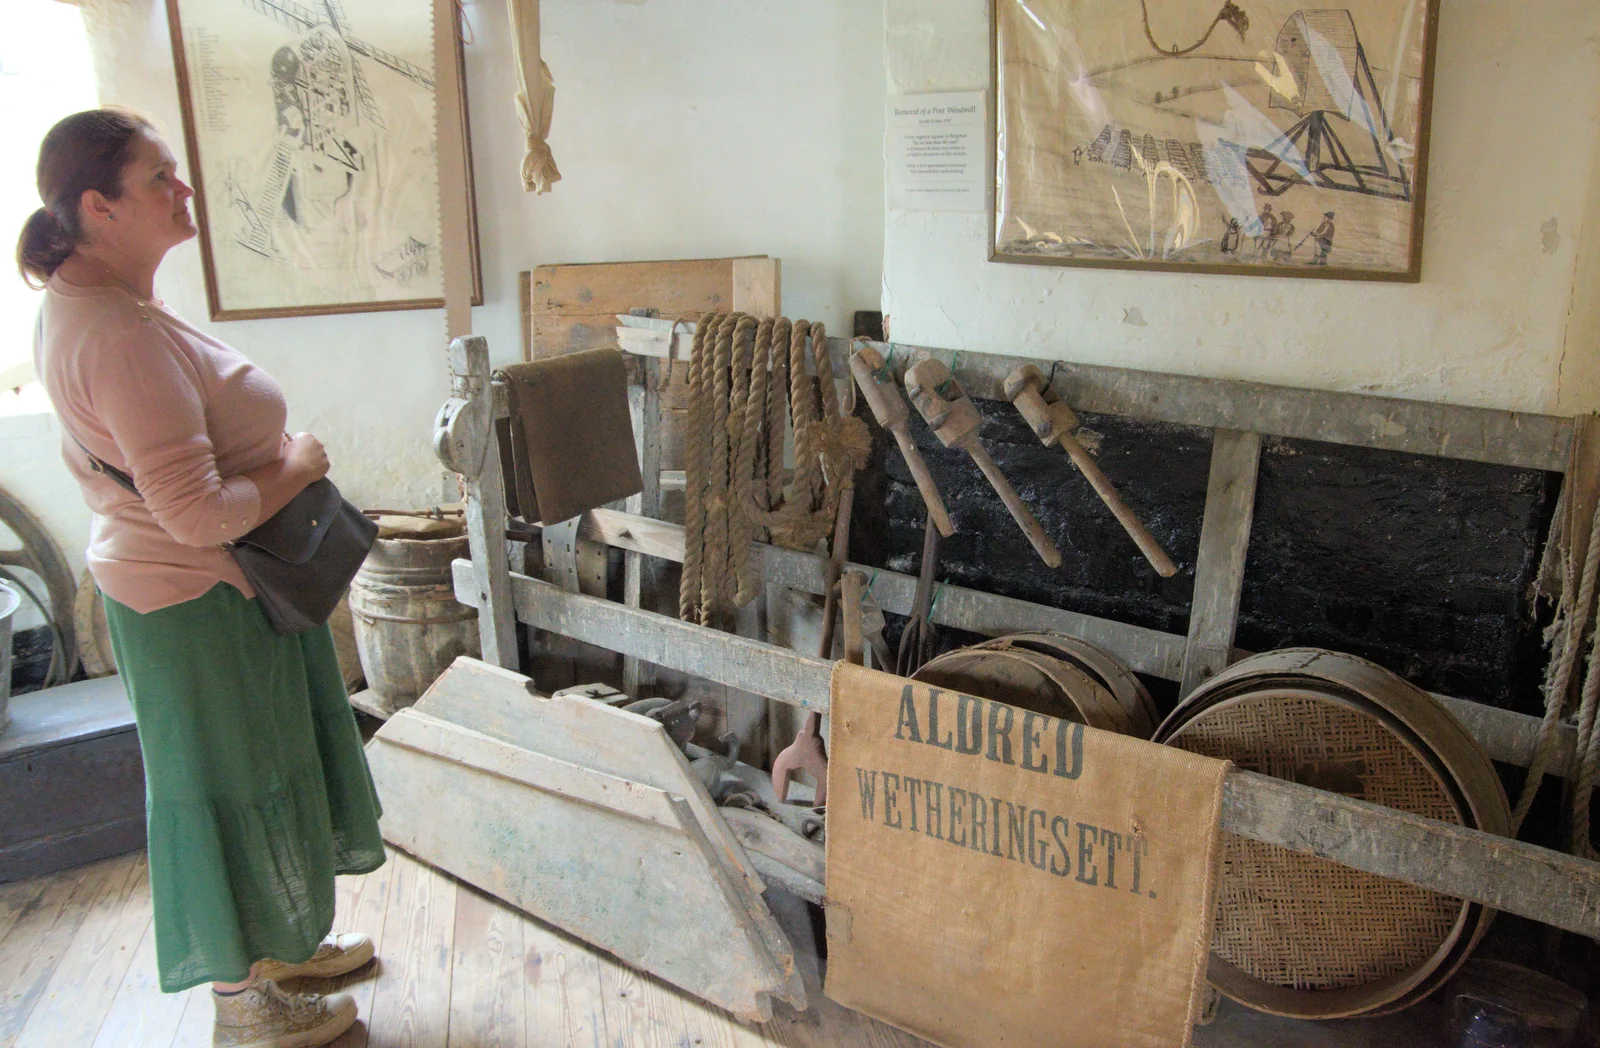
[1003,364,1079,448]
[848,345,909,430]
[904,358,981,449]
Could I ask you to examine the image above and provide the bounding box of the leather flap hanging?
[499,349,643,525]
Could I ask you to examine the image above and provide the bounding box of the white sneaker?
[257,933,375,982]
[211,978,357,1048]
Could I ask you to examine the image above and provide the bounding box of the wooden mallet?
[848,344,955,537]
[1003,364,1178,577]
[904,358,1062,568]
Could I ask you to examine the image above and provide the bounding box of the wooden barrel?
[349,519,479,716]
[1153,648,1510,1019]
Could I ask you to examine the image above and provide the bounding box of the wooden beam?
[455,560,832,714]
[1222,770,1600,939]
[448,561,1600,939]
[579,508,1185,679]
[623,359,664,697]
[576,508,1576,770]
[1181,430,1262,696]
[614,318,1574,472]
[449,337,517,669]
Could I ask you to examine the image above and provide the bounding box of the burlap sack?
[824,662,1229,1048]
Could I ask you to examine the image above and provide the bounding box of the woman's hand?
[282,432,330,484]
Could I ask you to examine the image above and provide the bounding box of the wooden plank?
[732,257,781,319]
[433,0,472,341]
[616,319,1574,472]
[451,336,518,671]
[456,560,832,713]
[88,916,186,1048]
[1434,694,1577,771]
[14,852,147,1048]
[364,852,456,1048]
[1181,430,1263,696]
[596,952,694,1048]
[580,508,1186,679]
[623,359,664,698]
[0,863,106,1048]
[526,258,761,360]
[520,915,610,1047]
[1222,770,1600,938]
[327,853,396,1048]
[447,885,526,1048]
[379,710,685,828]
[165,987,217,1048]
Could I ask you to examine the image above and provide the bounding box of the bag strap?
[66,430,141,499]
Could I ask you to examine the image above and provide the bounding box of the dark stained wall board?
[867,395,1560,717]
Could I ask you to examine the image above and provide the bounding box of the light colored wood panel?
[596,953,693,1048]
[364,852,456,1048]
[446,886,525,1048]
[731,258,781,319]
[0,857,129,1047]
[1181,429,1262,696]
[88,915,184,1048]
[525,258,753,360]
[327,852,398,1048]
[521,915,610,1048]
[15,852,148,1048]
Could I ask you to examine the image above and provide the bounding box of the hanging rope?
[679,311,870,628]
[1513,414,1600,859]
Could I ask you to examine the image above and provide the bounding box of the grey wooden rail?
[451,557,1600,939]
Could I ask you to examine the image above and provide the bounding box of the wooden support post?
[1181,429,1262,697]
[623,359,664,698]
[445,338,517,670]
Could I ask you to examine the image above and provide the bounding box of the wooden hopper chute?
[364,656,805,1021]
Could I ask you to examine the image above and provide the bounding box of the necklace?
[72,253,154,303]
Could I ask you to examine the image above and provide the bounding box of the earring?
[107,214,115,222]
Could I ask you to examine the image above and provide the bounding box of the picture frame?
[166,0,482,321]
[989,0,1441,282]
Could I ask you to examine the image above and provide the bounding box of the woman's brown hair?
[16,107,154,289]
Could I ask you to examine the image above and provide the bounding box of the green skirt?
[104,583,386,993]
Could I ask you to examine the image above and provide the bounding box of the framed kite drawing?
[991,0,1440,281]
[166,0,482,320]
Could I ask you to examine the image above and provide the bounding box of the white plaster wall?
[883,0,1600,414]
[3,0,885,605]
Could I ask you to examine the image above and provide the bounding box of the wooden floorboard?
[0,857,125,1048]
[15,851,149,1048]
[0,839,1470,1048]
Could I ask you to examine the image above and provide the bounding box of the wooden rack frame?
[444,329,1600,941]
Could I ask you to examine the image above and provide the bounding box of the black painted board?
[869,393,1560,718]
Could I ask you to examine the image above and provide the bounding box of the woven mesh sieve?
[1169,692,1463,990]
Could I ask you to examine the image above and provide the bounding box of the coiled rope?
[680,312,870,628]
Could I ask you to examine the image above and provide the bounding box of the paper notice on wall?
[888,91,985,213]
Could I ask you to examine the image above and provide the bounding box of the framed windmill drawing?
[991,0,1440,281]
[166,0,482,319]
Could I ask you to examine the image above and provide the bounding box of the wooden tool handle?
[891,424,955,537]
[1058,433,1179,577]
[964,442,1062,568]
[841,571,866,667]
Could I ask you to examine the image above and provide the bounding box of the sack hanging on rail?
[824,662,1229,1048]
[496,349,643,526]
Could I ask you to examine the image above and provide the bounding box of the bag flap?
[236,478,346,564]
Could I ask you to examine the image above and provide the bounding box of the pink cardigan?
[36,276,302,613]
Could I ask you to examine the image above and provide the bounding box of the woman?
[18,108,384,1048]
